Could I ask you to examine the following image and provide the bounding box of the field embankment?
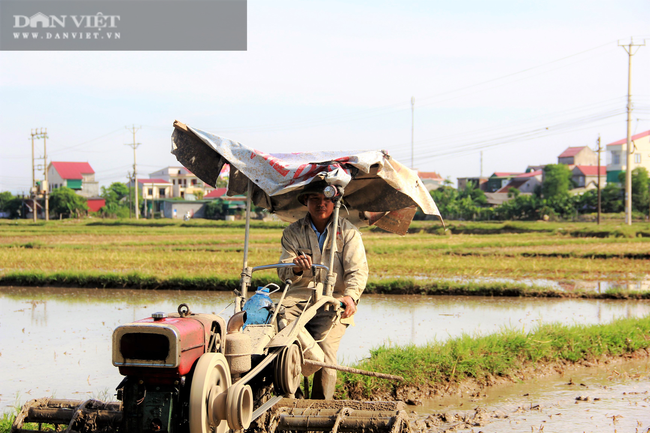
[339,314,650,402]
[1,219,649,297]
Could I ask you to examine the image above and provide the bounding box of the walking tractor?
[12,121,442,433]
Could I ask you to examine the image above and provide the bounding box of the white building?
[47,161,99,198]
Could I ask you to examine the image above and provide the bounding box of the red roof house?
[47,161,99,198]
[204,188,228,199]
[606,130,650,146]
[557,146,596,166]
[417,171,444,191]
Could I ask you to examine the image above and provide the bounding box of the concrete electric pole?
[619,38,645,225]
[125,125,142,219]
[30,128,48,221]
[596,135,602,225]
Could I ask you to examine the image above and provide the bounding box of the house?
[204,188,228,199]
[48,161,99,198]
[148,166,215,198]
[496,170,542,194]
[417,171,444,191]
[457,177,488,191]
[606,130,650,184]
[557,146,597,166]
[87,198,106,213]
[485,172,522,193]
[132,178,172,200]
[571,166,606,189]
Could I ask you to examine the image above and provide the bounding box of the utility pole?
[30,128,49,221]
[127,172,133,219]
[125,125,142,219]
[596,135,602,225]
[41,129,49,221]
[410,96,415,170]
[30,130,36,222]
[619,38,645,225]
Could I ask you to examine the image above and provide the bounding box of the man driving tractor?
[278,181,368,400]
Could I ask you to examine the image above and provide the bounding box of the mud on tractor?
[12,121,442,433]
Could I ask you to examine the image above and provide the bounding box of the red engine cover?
[113,313,223,381]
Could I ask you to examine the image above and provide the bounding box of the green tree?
[430,186,459,218]
[101,182,129,205]
[205,199,229,219]
[601,183,623,213]
[459,183,487,206]
[0,191,22,218]
[542,164,572,200]
[50,187,88,218]
[619,168,650,214]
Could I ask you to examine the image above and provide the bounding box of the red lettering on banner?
[251,149,290,177]
[270,157,290,177]
[293,163,321,180]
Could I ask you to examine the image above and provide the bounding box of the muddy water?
[414,358,650,432]
[1,286,650,418]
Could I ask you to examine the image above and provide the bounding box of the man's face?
[306,193,334,222]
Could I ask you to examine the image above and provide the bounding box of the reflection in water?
[30,300,47,327]
[406,275,650,293]
[1,287,650,413]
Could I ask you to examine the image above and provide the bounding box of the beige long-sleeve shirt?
[278,215,368,304]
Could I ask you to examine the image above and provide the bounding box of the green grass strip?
[2,272,649,299]
[339,314,650,400]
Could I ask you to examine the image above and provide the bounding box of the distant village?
[4,129,650,220]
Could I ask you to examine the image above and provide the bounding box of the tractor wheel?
[189,353,231,433]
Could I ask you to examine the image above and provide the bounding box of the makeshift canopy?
[171,121,442,234]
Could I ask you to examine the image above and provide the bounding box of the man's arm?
[278,227,311,284]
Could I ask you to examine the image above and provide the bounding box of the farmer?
[278,181,368,400]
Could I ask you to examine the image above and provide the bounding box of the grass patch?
[338,314,650,399]
[0,219,649,292]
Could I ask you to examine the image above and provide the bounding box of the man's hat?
[297,181,328,206]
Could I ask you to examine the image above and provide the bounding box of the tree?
[50,187,88,218]
[205,199,229,219]
[619,168,650,214]
[458,183,487,206]
[0,191,22,218]
[430,186,459,218]
[601,183,623,213]
[542,164,572,200]
[101,182,129,206]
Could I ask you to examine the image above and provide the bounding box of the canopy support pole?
[324,198,341,297]
[239,180,253,306]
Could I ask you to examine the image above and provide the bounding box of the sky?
[1,0,649,194]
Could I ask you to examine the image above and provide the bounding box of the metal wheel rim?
[284,344,301,394]
[189,353,231,433]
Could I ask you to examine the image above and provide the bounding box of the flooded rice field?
[1,286,650,431]
[410,275,650,293]
[412,358,650,432]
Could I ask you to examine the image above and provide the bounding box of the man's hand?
[292,253,312,274]
[338,295,357,319]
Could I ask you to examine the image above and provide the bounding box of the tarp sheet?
[171,121,442,234]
